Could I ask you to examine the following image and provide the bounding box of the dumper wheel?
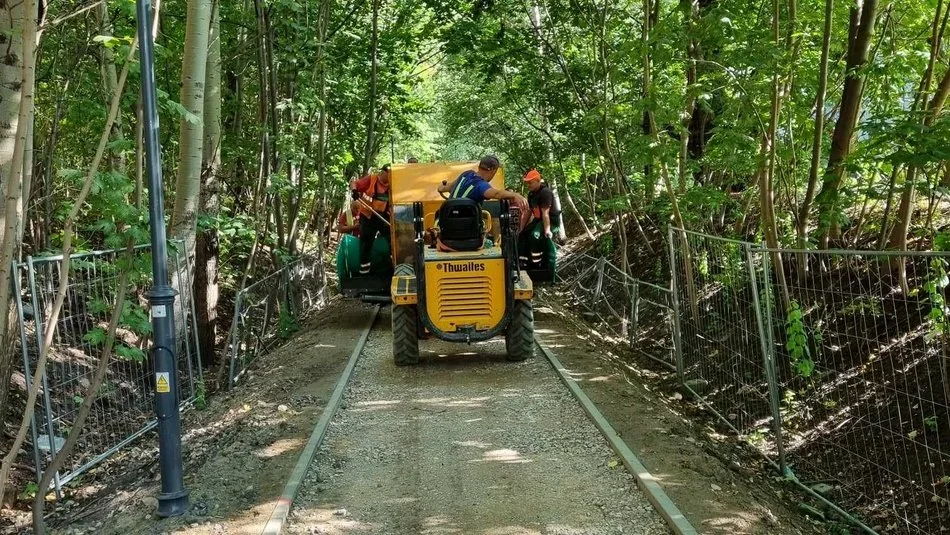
[505,300,534,361]
[392,264,419,366]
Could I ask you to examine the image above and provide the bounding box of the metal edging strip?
[260,304,380,535]
[536,339,698,535]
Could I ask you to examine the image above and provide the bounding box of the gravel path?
[287,309,671,535]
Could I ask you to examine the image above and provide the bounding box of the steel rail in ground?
[536,338,698,535]
[259,304,380,535]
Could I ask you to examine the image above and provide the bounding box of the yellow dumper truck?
[336,161,538,365]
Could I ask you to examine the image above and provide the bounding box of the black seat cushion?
[438,198,483,252]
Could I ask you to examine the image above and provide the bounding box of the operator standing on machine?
[350,164,391,275]
[519,168,559,269]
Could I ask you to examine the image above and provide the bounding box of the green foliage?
[923,258,950,342]
[596,233,614,256]
[116,344,146,363]
[785,300,815,379]
[278,308,300,340]
[195,379,208,410]
[18,482,39,501]
[924,415,938,432]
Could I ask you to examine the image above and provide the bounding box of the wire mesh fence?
[226,249,327,388]
[555,251,676,371]
[15,243,201,496]
[668,227,950,533]
[669,229,785,462]
[765,248,950,534]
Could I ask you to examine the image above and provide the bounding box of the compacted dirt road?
[286,309,671,535]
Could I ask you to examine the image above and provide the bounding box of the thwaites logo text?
[436,261,487,273]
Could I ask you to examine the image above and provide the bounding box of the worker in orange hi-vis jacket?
[349,164,391,275]
[518,168,561,269]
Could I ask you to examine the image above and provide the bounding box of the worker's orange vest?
[358,175,390,218]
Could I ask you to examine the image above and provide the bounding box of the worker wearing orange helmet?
[518,168,560,269]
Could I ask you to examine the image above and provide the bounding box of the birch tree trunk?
[0,0,26,426]
[0,0,39,501]
[170,0,212,262]
[195,0,221,366]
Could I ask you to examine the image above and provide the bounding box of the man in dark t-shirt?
[518,169,559,269]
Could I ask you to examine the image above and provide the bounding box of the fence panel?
[227,250,327,388]
[669,229,784,462]
[555,251,676,370]
[16,243,201,495]
[765,249,950,534]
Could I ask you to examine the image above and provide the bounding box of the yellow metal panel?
[390,275,417,305]
[514,271,534,300]
[389,161,504,204]
[388,161,505,269]
[424,257,506,333]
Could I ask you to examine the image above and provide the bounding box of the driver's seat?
[436,198,484,252]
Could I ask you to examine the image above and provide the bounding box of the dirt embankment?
[27,299,377,535]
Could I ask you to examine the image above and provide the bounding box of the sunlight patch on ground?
[468,448,532,464]
[701,509,761,533]
[586,375,614,382]
[422,515,462,534]
[383,496,420,505]
[255,437,305,459]
[483,526,543,535]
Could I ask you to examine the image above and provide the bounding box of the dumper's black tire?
[392,264,419,366]
[505,300,534,361]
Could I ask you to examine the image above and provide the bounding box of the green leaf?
[83,327,107,346]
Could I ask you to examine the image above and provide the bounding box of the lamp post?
[136,0,189,517]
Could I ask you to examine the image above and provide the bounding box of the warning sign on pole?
[156,372,170,393]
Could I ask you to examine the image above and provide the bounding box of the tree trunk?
[363,0,380,173]
[679,0,699,194]
[0,0,47,504]
[170,0,212,262]
[796,0,833,265]
[814,0,879,248]
[887,1,948,253]
[0,0,26,428]
[96,1,125,172]
[759,0,789,309]
[195,0,221,367]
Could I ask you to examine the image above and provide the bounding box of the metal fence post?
[13,262,43,486]
[744,244,787,475]
[182,247,203,393]
[593,256,607,304]
[667,227,686,384]
[227,290,245,390]
[26,257,63,499]
[630,281,640,346]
